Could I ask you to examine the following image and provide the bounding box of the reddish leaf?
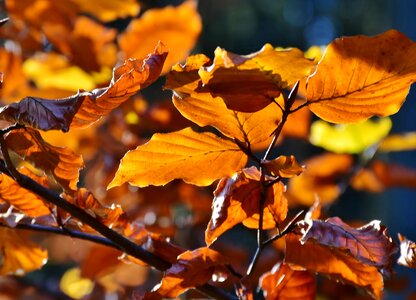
[205,167,287,246]
[0,227,47,275]
[306,30,416,123]
[398,234,416,269]
[0,168,51,217]
[260,262,316,300]
[109,127,248,188]
[143,247,229,299]
[5,128,84,192]
[285,217,397,298]
[0,43,168,131]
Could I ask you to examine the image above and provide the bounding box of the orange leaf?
[0,47,27,102]
[285,217,397,298]
[379,132,416,152]
[71,0,140,22]
[262,155,304,178]
[259,262,316,300]
[119,0,201,74]
[306,30,416,123]
[0,43,168,131]
[205,167,287,246]
[166,55,282,150]
[5,128,84,192]
[143,247,228,299]
[198,44,315,112]
[0,227,47,275]
[0,168,51,217]
[398,234,416,269]
[108,127,247,188]
[287,153,354,206]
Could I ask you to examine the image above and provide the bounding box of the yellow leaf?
[306,30,416,123]
[119,0,201,74]
[60,267,94,299]
[108,127,247,188]
[310,118,392,154]
[379,132,416,152]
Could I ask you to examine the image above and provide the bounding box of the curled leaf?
[397,234,416,268]
[262,155,304,178]
[306,30,416,123]
[109,127,247,188]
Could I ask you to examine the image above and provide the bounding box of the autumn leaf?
[108,127,248,188]
[0,43,168,131]
[259,262,316,300]
[143,247,229,299]
[0,227,47,275]
[397,234,416,269]
[205,167,287,246]
[198,44,315,112]
[119,0,201,74]
[166,55,282,150]
[310,118,392,154]
[0,47,28,102]
[262,155,304,178]
[379,132,416,152]
[306,30,416,123]
[70,0,140,22]
[285,217,397,298]
[5,128,84,192]
[0,168,51,217]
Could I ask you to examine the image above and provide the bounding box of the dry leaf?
[397,234,416,268]
[262,155,304,178]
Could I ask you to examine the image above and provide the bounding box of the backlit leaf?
[397,234,416,269]
[285,217,397,298]
[306,30,416,123]
[0,168,51,217]
[0,47,27,102]
[310,118,392,154]
[260,262,316,300]
[108,127,247,188]
[262,155,304,178]
[0,227,47,275]
[60,267,94,300]
[205,167,287,246]
[143,247,228,299]
[119,0,201,74]
[198,44,315,112]
[0,43,168,131]
[379,132,416,152]
[5,128,84,192]
[71,0,140,22]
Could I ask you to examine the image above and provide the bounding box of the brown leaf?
[143,247,228,299]
[0,43,168,131]
[205,167,287,246]
[5,128,84,192]
[262,155,304,178]
[166,55,282,150]
[108,127,248,188]
[198,44,315,112]
[0,168,51,217]
[0,227,47,275]
[259,262,316,300]
[306,30,416,123]
[119,0,201,74]
[285,217,398,298]
[398,234,416,268]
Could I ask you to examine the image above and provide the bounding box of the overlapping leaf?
[109,127,248,188]
[142,247,228,299]
[5,128,84,192]
[397,234,416,268]
[166,55,282,149]
[259,262,316,300]
[0,168,51,217]
[119,0,201,74]
[262,155,304,178]
[306,30,416,123]
[285,217,397,298]
[0,227,47,275]
[0,43,168,131]
[205,167,287,246]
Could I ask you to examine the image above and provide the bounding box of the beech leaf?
[205,167,287,246]
[261,155,304,178]
[379,132,416,152]
[260,262,316,300]
[397,234,416,268]
[306,30,416,123]
[108,127,248,188]
[5,128,84,192]
[285,217,398,299]
[0,43,168,131]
